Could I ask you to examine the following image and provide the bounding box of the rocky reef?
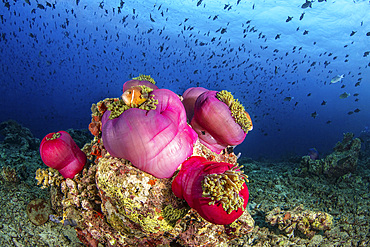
[265,204,333,239]
[35,137,254,246]
[359,126,370,157]
[32,79,256,246]
[300,133,361,178]
[0,120,41,184]
[0,119,369,246]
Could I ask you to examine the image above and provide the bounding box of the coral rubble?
[265,204,333,239]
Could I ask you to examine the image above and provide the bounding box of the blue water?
[1,0,369,160]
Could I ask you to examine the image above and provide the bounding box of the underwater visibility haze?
[1,0,370,158]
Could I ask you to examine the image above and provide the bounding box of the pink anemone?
[172,156,249,225]
[181,87,208,121]
[101,88,198,179]
[40,131,87,179]
[191,90,252,153]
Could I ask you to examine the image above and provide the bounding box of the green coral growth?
[139,85,154,96]
[132,74,156,85]
[216,90,252,133]
[162,204,188,227]
[107,100,129,120]
[139,94,158,110]
[46,132,61,141]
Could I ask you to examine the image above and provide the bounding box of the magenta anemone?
[181,87,208,121]
[172,156,249,225]
[101,88,198,179]
[40,131,87,179]
[191,90,253,153]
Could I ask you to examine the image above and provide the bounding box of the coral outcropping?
[300,133,361,178]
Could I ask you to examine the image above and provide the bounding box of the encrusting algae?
[95,155,188,235]
[35,167,64,189]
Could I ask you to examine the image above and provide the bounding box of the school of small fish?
[0,0,368,148]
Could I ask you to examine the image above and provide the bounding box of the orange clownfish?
[121,86,148,107]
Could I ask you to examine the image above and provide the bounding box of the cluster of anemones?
[39,75,253,225]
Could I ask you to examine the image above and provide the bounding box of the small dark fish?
[348,111,354,115]
[275,34,281,40]
[303,30,309,35]
[286,16,293,22]
[4,2,10,10]
[300,12,305,20]
[301,0,312,9]
[366,32,370,36]
[326,121,331,124]
[311,111,318,118]
[341,85,346,88]
[355,82,361,87]
[307,93,311,96]
[354,108,360,113]
[150,14,155,22]
[197,0,203,7]
[353,93,359,96]
[37,3,45,9]
[318,0,327,2]
[339,92,350,99]
[321,100,327,105]
[284,96,294,102]
[350,31,357,36]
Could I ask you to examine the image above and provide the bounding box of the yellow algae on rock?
[96,155,187,235]
[35,167,64,189]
